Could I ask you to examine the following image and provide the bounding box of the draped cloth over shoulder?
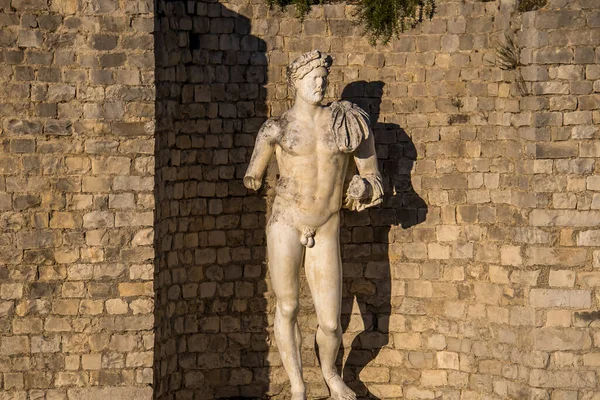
[330,100,371,153]
[331,101,384,211]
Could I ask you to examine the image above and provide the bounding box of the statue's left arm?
[330,100,383,211]
[244,118,280,191]
[345,131,384,211]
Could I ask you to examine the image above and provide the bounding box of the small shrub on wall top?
[517,0,547,12]
[267,0,436,44]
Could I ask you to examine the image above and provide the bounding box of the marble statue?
[244,50,383,400]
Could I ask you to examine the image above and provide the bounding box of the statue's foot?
[291,391,306,400]
[327,375,356,400]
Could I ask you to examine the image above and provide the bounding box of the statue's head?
[287,50,333,105]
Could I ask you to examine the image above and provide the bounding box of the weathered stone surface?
[67,388,153,400]
[529,370,596,388]
[548,270,575,287]
[533,328,592,351]
[530,289,591,308]
[526,247,586,266]
[535,143,578,159]
[530,210,600,227]
[2,0,600,398]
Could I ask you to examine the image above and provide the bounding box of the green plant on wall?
[517,0,547,12]
[267,0,436,44]
[495,32,531,97]
[267,0,318,20]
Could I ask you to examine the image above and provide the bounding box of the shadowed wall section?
[153,1,270,398]
[156,0,600,398]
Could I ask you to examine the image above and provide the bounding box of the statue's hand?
[347,175,370,200]
[244,175,262,191]
[345,175,372,211]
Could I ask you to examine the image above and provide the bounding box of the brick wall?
[0,0,155,398]
[154,0,600,399]
[2,0,600,398]
[153,1,271,398]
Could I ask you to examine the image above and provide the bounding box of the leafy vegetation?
[267,0,436,44]
[517,0,547,12]
[267,0,319,20]
[496,33,520,70]
[495,32,530,97]
[353,0,435,44]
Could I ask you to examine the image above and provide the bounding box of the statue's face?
[296,66,328,105]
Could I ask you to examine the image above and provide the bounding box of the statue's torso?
[273,107,349,228]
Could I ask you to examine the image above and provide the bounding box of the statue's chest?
[279,120,338,156]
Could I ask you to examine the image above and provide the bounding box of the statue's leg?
[267,218,306,399]
[305,212,356,400]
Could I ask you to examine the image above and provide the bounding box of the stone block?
[31,335,60,353]
[90,34,117,50]
[529,370,596,389]
[67,388,153,400]
[359,367,390,383]
[427,243,450,259]
[500,245,522,266]
[534,143,577,159]
[16,231,56,249]
[577,229,600,246]
[549,270,575,287]
[536,11,583,29]
[509,307,536,326]
[421,370,447,386]
[580,142,600,157]
[533,48,573,64]
[50,212,78,229]
[91,157,131,175]
[436,351,459,370]
[83,211,114,228]
[530,210,600,227]
[550,65,584,80]
[574,47,595,64]
[130,298,152,314]
[118,282,153,297]
[530,289,591,308]
[571,125,597,139]
[113,176,153,191]
[394,333,421,350]
[564,111,592,125]
[47,85,76,102]
[4,372,24,389]
[82,354,101,370]
[79,299,103,315]
[526,247,586,266]
[12,0,48,10]
[546,310,571,327]
[0,336,29,355]
[44,317,71,332]
[577,271,600,287]
[115,212,153,227]
[44,119,72,135]
[82,177,111,192]
[583,353,600,367]
[125,351,153,367]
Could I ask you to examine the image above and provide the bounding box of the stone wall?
[153,1,272,398]
[0,0,155,398]
[2,0,600,399]
[154,0,600,399]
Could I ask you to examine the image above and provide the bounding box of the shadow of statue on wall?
[154,1,271,399]
[338,81,428,399]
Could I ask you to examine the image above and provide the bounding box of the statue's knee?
[277,300,299,320]
[319,321,340,336]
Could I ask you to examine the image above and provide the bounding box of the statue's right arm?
[244,119,280,191]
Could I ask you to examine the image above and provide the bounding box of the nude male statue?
[244,50,383,400]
